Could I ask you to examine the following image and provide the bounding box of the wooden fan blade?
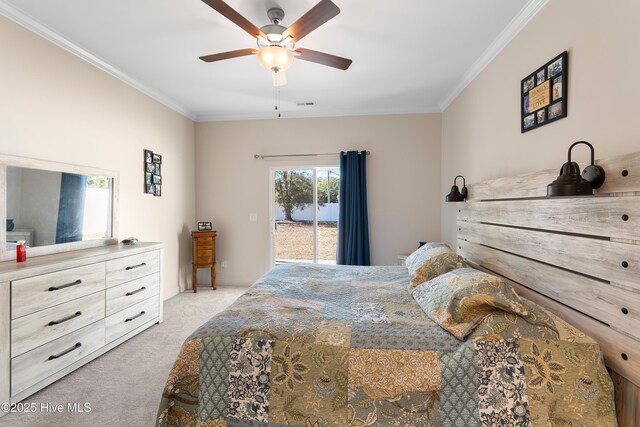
[282,0,340,43]
[296,48,352,70]
[201,0,266,39]
[199,48,256,63]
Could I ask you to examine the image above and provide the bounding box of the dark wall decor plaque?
[144,149,162,197]
[521,51,568,133]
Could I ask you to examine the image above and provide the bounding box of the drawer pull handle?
[125,262,147,271]
[126,286,147,296]
[125,311,146,322]
[49,280,82,292]
[48,342,82,360]
[48,311,82,326]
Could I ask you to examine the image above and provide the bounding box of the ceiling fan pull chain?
[274,74,279,117]
[274,71,281,118]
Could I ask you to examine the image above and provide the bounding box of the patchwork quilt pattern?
[157,264,616,426]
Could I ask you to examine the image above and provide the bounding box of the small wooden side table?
[191,231,216,293]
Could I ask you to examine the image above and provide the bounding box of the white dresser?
[0,242,163,414]
[6,229,35,247]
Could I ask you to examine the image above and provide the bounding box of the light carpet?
[0,286,247,427]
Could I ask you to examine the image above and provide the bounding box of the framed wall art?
[521,51,568,133]
[144,149,162,197]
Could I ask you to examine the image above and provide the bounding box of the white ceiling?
[0,0,546,121]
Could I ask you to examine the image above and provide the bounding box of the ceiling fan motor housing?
[267,7,285,25]
[260,24,286,36]
[262,7,286,39]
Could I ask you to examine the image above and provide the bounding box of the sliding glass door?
[271,166,340,266]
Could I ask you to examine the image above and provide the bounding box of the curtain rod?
[254,151,370,159]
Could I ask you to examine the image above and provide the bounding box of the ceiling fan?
[199,0,352,86]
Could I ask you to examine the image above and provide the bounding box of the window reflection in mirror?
[6,167,113,250]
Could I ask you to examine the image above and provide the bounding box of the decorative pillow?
[404,242,465,292]
[411,268,529,341]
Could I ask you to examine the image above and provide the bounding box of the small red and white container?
[16,240,27,263]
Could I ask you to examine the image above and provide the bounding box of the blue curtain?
[337,151,370,266]
[56,173,87,244]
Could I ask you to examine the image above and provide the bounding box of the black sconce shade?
[446,175,467,202]
[547,141,605,197]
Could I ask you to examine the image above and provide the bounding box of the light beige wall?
[0,16,196,299]
[441,0,640,247]
[196,114,441,286]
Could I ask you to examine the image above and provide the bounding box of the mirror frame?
[0,154,119,262]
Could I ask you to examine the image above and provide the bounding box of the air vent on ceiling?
[296,102,316,107]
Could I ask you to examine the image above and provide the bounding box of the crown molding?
[439,0,550,111]
[194,106,442,122]
[0,1,197,121]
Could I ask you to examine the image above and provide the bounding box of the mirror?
[0,155,119,261]
[6,167,113,250]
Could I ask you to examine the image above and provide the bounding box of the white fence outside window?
[274,203,339,222]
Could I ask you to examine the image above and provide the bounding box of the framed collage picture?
[521,51,568,133]
[144,149,162,196]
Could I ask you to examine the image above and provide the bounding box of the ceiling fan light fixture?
[257,35,269,47]
[266,33,283,43]
[257,46,293,72]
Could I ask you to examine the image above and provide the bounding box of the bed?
[457,150,640,426]
[156,262,616,426]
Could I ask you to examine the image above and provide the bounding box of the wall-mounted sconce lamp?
[547,141,605,197]
[445,175,467,202]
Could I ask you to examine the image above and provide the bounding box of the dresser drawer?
[11,263,106,319]
[106,250,160,288]
[11,291,105,358]
[106,297,159,343]
[11,320,105,397]
[106,273,160,316]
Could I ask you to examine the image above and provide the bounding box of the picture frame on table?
[197,221,213,231]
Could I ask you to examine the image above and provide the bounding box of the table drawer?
[106,297,159,343]
[11,320,105,397]
[106,273,160,316]
[197,240,213,249]
[196,248,213,257]
[106,250,160,288]
[11,291,105,358]
[11,263,105,319]
[196,256,213,265]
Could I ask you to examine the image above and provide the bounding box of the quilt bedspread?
[156,263,616,426]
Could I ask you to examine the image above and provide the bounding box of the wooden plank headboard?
[457,151,640,426]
